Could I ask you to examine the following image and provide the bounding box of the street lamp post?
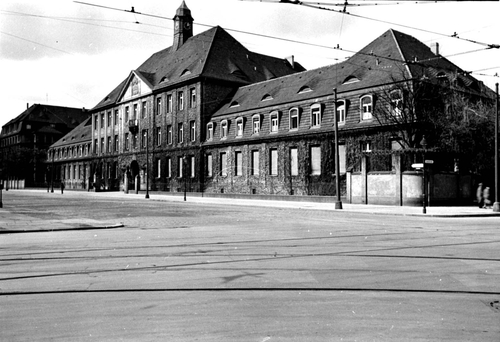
[420,136,427,214]
[333,88,343,209]
[493,83,499,212]
[51,154,54,193]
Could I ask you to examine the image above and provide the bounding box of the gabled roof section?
[50,116,92,148]
[2,104,88,132]
[117,71,154,103]
[212,29,489,117]
[92,25,303,111]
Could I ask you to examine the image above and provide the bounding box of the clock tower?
[173,1,194,51]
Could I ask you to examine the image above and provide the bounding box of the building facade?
[48,2,495,205]
[1,104,88,188]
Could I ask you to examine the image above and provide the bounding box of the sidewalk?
[0,189,498,233]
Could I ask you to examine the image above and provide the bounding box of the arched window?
[289,108,299,130]
[336,100,346,124]
[360,95,373,120]
[310,103,322,128]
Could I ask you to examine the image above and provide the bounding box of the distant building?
[1,104,88,188]
[48,2,495,205]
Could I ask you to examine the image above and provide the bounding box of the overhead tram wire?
[274,0,500,49]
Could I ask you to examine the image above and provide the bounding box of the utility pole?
[333,88,342,209]
[493,83,499,212]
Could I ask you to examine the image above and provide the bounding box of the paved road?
[1,191,499,341]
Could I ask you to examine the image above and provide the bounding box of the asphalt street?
[0,190,499,341]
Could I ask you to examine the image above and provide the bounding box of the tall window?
[289,108,299,130]
[270,111,279,133]
[178,156,184,178]
[190,120,196,142]
[157,159,161,178]
[94,115,98,130]
[178,91,184,110]
[361,95,373,120]
[156,97,162,115]
[207,123,214,141]
[114,135,119,152]
[156,127,161,146]
[339,144,346,174]
[336,100,346,124]
[107,111,112,127]
[220,152,227,176]
[167,125,172,144]
[177,123,184,143]
[141,101,147,119]
[166,94,172,113]
[221,120,228,139]
[142,130,147,148]
[207,154,213,177]
[189,156,195,178]
[251,150,259,176]
[166,157,172,178]
[310,104,321,128]
[390,90,403,116]
[100,138,104,154]
[133,104,138,120]
[100,113,105,128]
[310,146,321,175]
[236,118,244,137]
[235,151,243,176]
[269,149,278,176]
[107,136,112,152]
[125,106,130,122]
[290,147,298,176]
[252,115,260,134]
[189,88,196,108]
[132,133,138,149]
[114,110,119,126]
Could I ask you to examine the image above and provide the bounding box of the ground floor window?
[310,146,321,175]
[269,149,278,176]
[290,147,298,176]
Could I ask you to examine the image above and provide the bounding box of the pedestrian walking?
[60,180,65,194]
[476,183,484,208]
[483,186,492,209]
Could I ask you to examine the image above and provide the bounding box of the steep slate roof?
[92,26,304,111]
[2,104,87,129]
[212,29,487,117]
[51,116,92,148]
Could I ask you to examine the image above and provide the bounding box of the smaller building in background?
[0,104,89,188]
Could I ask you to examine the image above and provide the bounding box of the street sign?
[412,163,424,169]
[425,160,434,164]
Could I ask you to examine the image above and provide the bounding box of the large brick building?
[48,2,494,204]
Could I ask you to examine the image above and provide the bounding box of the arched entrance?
[130,160,140,193]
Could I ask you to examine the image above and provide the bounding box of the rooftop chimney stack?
[431,42,440,56]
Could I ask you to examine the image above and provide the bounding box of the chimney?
[286,55,295,69]
[27,103,29,109]
[431,42,440,56]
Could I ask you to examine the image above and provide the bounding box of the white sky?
[1,0,499,126]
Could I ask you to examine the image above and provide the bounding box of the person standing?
[483,186,492,209]
[476,183,484,208]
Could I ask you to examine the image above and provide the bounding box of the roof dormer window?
[343,75,360,84]
[298,86,312,94]
[261,94,273,101]
[230,101,240,108]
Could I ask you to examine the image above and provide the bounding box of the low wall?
[348,171,473,206]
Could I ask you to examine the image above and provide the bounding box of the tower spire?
[173,1,193,51]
